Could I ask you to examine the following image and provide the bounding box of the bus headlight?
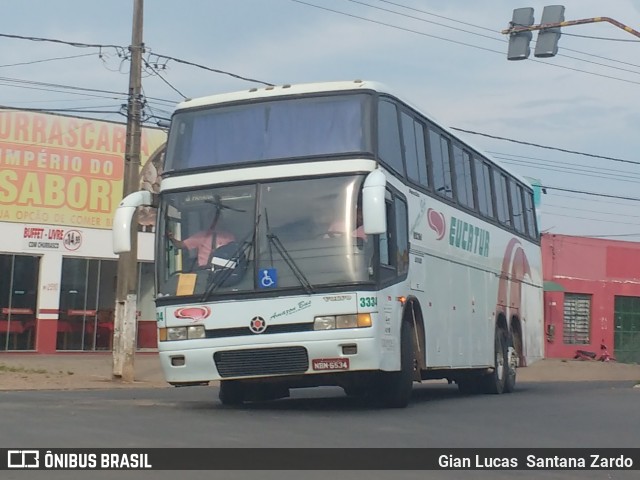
[187,325,206,339]
[163,325,206,341]
[336,314,358,329]
[167,327,187,341]
[313,316,335,330]
[313,314,371,330]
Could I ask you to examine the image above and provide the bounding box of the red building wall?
[542,234,640,359]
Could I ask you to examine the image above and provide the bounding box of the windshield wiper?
[264,209,315,295]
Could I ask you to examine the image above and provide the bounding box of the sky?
[3,0,640,241]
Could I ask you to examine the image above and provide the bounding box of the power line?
[0,105,122,115]
[489,151,640,178]
[345,0,501,44]
[0,53,98,68]
[0,74,177,111]
[0,32,124,51]
[540,185,640,202]
[562,32,640,43]
[545,211,640,226]
[292,0,508,56]
[561,47,640,71]
[0,81,123,101]
[378,0,497,33]
[147,52,274,87]
[0,31,272,88]
[495,156,640,184]
[142,58,187,100]
[545,202,640,220]
[0,75,126,96]
[452,127,640,166]
[549,191,640,208]
[582,233,640,238]
[556,50,640,76]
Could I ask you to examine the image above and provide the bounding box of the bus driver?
[168,221,235,269]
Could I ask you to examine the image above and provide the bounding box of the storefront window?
[57,259,154,351]
[0,254,39,351]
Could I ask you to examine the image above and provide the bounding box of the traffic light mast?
[503,7,640,60]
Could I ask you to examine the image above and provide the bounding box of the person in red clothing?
[168,211,236,269]
[169,228,235,268]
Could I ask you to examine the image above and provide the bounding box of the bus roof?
[175,80,385,111]
[175,80,533,189]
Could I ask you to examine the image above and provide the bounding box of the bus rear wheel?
[504,332,517,393]
[481,327,509,394]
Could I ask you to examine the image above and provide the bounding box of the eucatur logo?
[174,306,211,322]
[427,208,446,240]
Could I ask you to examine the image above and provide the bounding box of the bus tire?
[504,333,517,393]
[482,327,508,395]
[218,380,245,406]
[377,321,414,408]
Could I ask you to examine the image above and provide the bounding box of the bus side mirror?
[362,169,387,235]
[112,190,154,254]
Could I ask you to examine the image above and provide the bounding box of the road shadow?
[183,381,486,412]
[180,378,638,413]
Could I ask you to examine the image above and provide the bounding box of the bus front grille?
[214,346,309,378]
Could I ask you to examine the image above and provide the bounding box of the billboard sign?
[0,111,166,230]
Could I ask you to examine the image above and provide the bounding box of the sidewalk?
[0,353,167,391]
[0,354,639,391]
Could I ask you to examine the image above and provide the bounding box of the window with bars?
[563,293,591,344]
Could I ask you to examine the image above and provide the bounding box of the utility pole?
[113,0,144,382]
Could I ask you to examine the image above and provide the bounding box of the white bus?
[113,80,543,408]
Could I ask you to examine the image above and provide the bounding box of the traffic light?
[507,8,535,60]
[534,5,565,57]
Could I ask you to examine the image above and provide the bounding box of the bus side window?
[400,111,428,189]
[453,145,474,209]
[510,181,526,234]
[428,128,453,199]
[523,190,538,239]
[474,157,494,219]
[493,170,511,227]
[377,99,404,176]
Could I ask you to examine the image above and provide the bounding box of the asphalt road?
[2,380,639,480]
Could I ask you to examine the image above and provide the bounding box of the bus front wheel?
[376,321,414,408]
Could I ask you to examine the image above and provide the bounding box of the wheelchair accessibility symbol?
[259,268,277,288]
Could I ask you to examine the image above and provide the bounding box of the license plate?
[312,358,350,371]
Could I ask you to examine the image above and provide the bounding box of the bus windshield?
[157,175,374,298]
[165,93,372,172]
